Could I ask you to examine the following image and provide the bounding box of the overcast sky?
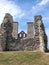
[0,0,49,47]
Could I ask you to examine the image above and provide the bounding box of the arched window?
[23,34,25,37]
[20,34,21,37]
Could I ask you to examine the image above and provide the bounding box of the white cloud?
[43,17,49,23]
[31,5,41,15]
[31,0,49,14]
[43,17,49,20]
[0,0,24,25]
[18,13,25,19]
[38,0,49,6]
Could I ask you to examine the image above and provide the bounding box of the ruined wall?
[34,15,47,52]
[0,34,2,51]
[1,13,17,51]
[0,13,47,52]
[34,16,41,50]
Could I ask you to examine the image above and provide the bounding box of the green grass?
[0,51,49,65]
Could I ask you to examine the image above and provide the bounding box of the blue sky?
[0,0,49,47]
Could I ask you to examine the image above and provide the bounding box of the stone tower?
[27,22,34,38]
[12,22,18,39]
[34,15,47,52]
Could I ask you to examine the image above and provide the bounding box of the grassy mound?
[0,51,49,65]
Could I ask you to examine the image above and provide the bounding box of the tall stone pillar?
[34,16,41,50]
[27,22,34,38]
[1,13,13,50]
[34,15,47,52]
[12,22,18,39]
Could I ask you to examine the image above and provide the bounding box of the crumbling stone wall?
[34,15,47,52]
[1,13,17,51]
[0,13,47,52]
[34,16,40,50]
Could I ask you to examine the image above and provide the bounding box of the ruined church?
[0,13,47,52]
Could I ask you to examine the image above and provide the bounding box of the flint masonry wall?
[0,13,47,52]
[34,16,41,50]
[34,15,47,52]
[1,13,14,51]
[0,34,2,51]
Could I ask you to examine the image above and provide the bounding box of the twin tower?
[0,13,47,52]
